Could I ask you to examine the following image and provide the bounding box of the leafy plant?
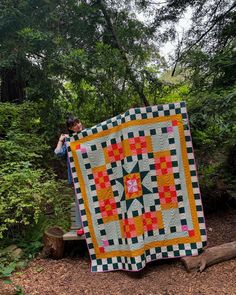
[0,102,71,239]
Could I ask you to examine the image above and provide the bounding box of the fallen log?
[181,241,236,272]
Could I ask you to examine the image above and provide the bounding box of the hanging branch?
[171,2,236,76]
[96,0,150,106]
[171,31,184,77]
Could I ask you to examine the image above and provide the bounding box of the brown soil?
[1,209,236,295]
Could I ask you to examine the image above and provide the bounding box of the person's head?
[66,115,83,133]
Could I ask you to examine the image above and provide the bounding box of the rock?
[10,248,23,260]
[15,260,28,270]
[0,245,18,257]
[4,245,18,253]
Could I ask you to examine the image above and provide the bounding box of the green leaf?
[3,279,12,284]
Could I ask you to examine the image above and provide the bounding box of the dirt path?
[1,209,236,295]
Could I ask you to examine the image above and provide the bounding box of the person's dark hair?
[66,115,80,131]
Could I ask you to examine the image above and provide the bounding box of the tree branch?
[96,0,150,106]
[172,2,236,76]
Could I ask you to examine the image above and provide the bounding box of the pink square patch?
[102,240,109,247]
[181,225,188,231]
[167,126,173,133]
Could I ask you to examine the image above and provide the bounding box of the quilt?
[67,102,207,272]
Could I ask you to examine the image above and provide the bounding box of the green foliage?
[0,0,166,110]
[0,259,17,278]
[186,88,236,209]
[0,246,26,294]
[0,102,71,239]
[0,102,49,160]
[187,89,236,153]
[0,163,61,238]
[0,245,25,284]
[180,2,236,91]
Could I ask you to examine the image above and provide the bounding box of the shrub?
[0,102,70,239]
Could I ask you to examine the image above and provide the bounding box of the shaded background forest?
[0,0,235,254]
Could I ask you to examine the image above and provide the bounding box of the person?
[54,115,84,236]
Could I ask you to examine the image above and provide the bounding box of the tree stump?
[42,226,65,259]
[181,241,236,272]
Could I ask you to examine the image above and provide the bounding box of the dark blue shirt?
[54,143,73,185]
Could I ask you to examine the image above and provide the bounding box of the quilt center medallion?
[124,173,142,198]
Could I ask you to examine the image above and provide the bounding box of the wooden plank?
[71,222,78,228]
[64,202,85,240]
[63,230,85,241]
[70,204,76,211]
[70,225,81,230]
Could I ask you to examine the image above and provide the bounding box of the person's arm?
[54,134,68,156]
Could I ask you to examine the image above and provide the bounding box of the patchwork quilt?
[67,102,207,272]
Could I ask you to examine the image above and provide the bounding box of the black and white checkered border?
[67,102,187,144]
[182,105,207,241]
[91,240,205,272]
[67,101,207,272]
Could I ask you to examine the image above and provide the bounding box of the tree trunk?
[42,226,65,259]
[181,241,236,272]
[0,67,26,102]
[97,0,150,106]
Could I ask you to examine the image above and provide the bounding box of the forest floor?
[1,208,236,295]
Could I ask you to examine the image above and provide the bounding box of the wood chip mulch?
[1,208,236,295]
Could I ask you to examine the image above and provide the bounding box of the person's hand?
[59,134,68,143]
